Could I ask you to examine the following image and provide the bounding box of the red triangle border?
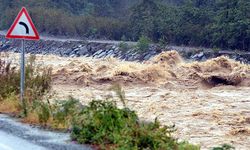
[6,7,40,40]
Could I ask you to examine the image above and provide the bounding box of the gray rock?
[201,56,207,61]
[127,56,134,61]
[98,52,107,58]
[197,52,204,58]
[64,49,72,56]
[105,45,112,50]
[78,46,88,56]
[93,50,103,56]
[144,54,152,60]
[107,50,114,55]
[114,47,119,51]
[0,45,10,50]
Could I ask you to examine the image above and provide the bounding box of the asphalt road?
[0,130,46,150]
[0,114,92,150]
[0,30,137,45]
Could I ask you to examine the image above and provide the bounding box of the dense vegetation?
[71,99,199,150]
[0,0,249,51]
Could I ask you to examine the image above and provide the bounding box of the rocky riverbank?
[1,35,250,63]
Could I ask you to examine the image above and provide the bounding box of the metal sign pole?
[21,39,26,115]
[5,7,39,116]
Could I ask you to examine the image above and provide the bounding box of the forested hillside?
[0,0,249,51]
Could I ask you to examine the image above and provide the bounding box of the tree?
[211,0,250,50]
[129,0,162,41]
[174,0,215,46]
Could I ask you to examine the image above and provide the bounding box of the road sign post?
[21,39,26,114]
[5,7,40,115]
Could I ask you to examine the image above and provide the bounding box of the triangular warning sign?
[6,7,40,40]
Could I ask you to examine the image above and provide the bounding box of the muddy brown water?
[1,52,250,150]
[51,84,250,150]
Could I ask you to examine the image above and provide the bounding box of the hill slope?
[0,0,249,51]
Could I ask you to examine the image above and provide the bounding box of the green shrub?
[32,100,51,125]
[71,100,137,144]
[212,144,235,150]
[71,99,199,149]
[53,97,83,128]
[136,35,150,53]
[70,84,199,149]
[212,48,220,53]
[159,36,168,48]
[121,35,127,41]
[118,42,130,53]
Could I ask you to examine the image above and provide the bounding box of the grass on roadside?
[0,55,52,117]
[0,55,52,102]
[0,93,21,114]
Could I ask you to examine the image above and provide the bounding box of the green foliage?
[209,0,250,50]
[121,35,126,41]
[159,36,168,48]
[0,0,249,51]
[27,93,200,149]
[118,42,129,53]
[70,84,199,149]
[32,100,51,124]
[129,0,161,40]
[53,97,83,127]
[71,99,199,149]
[119,36,131,53]
[28,97,82,127]
[212,144,235,150]
[212,48,220,53]
[136,36,151,53]
[71,100,136,144]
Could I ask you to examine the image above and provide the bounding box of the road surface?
[0,30,137,45]
[0,130,46,150]
[0,114,91,150]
